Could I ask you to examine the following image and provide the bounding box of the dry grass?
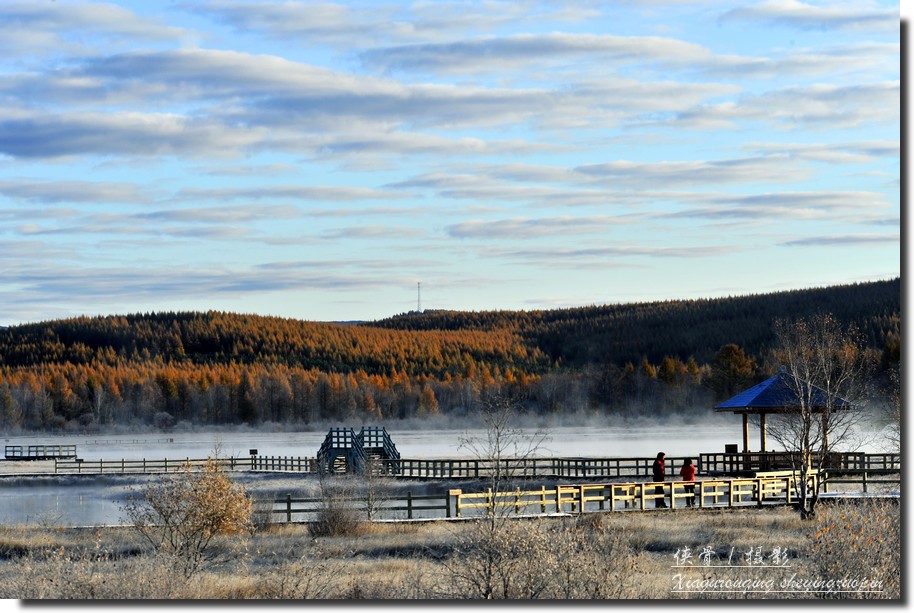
[0,501,899,600]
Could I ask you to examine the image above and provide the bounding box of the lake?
[0,420,892,527]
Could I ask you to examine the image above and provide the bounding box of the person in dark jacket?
[680,458,697,507]
[652,452,667,508]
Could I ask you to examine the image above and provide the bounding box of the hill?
[0,278,900,431]
[374,278,900,367]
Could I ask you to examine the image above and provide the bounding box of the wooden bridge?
[315,426,401,474]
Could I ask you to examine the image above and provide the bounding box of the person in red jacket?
[652,452,667,508]
[680,458,697,507]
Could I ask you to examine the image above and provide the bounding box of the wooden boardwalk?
[49,451,900,481]
[256,471,895,524]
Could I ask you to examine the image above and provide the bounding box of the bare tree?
[767,313,872,519]
[458,387,548,519]
[445,388,551,598]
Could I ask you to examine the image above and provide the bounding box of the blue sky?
[0,0,900,325]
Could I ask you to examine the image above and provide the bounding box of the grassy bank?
[0,497,899,600]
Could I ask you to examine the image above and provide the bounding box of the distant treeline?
[0,278,900,432]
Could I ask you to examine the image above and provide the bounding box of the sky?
[0,0,901,325]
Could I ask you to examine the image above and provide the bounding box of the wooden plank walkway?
[257,472,888,523]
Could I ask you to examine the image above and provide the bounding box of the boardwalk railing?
[699,452,900,475]
[51,452,901,480]
[52,455,326,474]
[257,473,827,524]
[54,456,254,474]
[5,445,77,460]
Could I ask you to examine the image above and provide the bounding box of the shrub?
[123,458,253,578]
[308,500,364,538]
[803,498,900,599]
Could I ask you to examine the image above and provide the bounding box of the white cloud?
[720,0,898,33]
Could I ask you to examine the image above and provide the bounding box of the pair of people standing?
[651,452,696,508]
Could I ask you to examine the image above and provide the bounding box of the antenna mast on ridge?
[417,282,422,312]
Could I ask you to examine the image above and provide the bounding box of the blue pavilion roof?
[714,370,853,412]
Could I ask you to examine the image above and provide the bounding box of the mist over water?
[0,419,892,527]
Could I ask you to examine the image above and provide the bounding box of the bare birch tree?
[446,388,550,598]
[768,313,871,519]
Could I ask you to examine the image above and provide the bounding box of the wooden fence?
[698,452,900,475]
[52,455,321,474]
[5,445,77,460]
[54,456,253,474]
[258,472,825,523]
[52,452,901,481]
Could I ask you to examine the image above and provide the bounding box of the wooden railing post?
[286,494,292,522]
[407,491,414,520]
[578,484,586,515]
[639,484,646,511]
[450,489,462,518]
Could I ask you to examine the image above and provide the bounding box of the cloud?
[0,47,743,161]
[446,215,640,239]
[321,225,428,240]
[702,42,899,80]
[0,179,154,204]
[140,205,302,223]
[779,233,900,247]
[720,0,897,33]
[174,185,400,203]
[5,261,397,305]
[188,0,576,46]
[743,140,900,164]
[576,155,808,188]
[0,110,267,159]
[360,32,712,74]
[184,0,417,46]
[663,81,899,131]
[0,1,192,56]
[481,243,741,268]
[665,190,891,221]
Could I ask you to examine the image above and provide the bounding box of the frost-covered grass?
[0,499,899,600]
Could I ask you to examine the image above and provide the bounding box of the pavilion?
[714,367,854,452]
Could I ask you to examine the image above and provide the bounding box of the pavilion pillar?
[742,413,749,452]
[759,413,767,452]
[822,413,828,451]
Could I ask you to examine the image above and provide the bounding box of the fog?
[0,415,893,528]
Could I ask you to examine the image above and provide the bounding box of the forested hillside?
[0,279,900,432]
[374,278,901,367]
